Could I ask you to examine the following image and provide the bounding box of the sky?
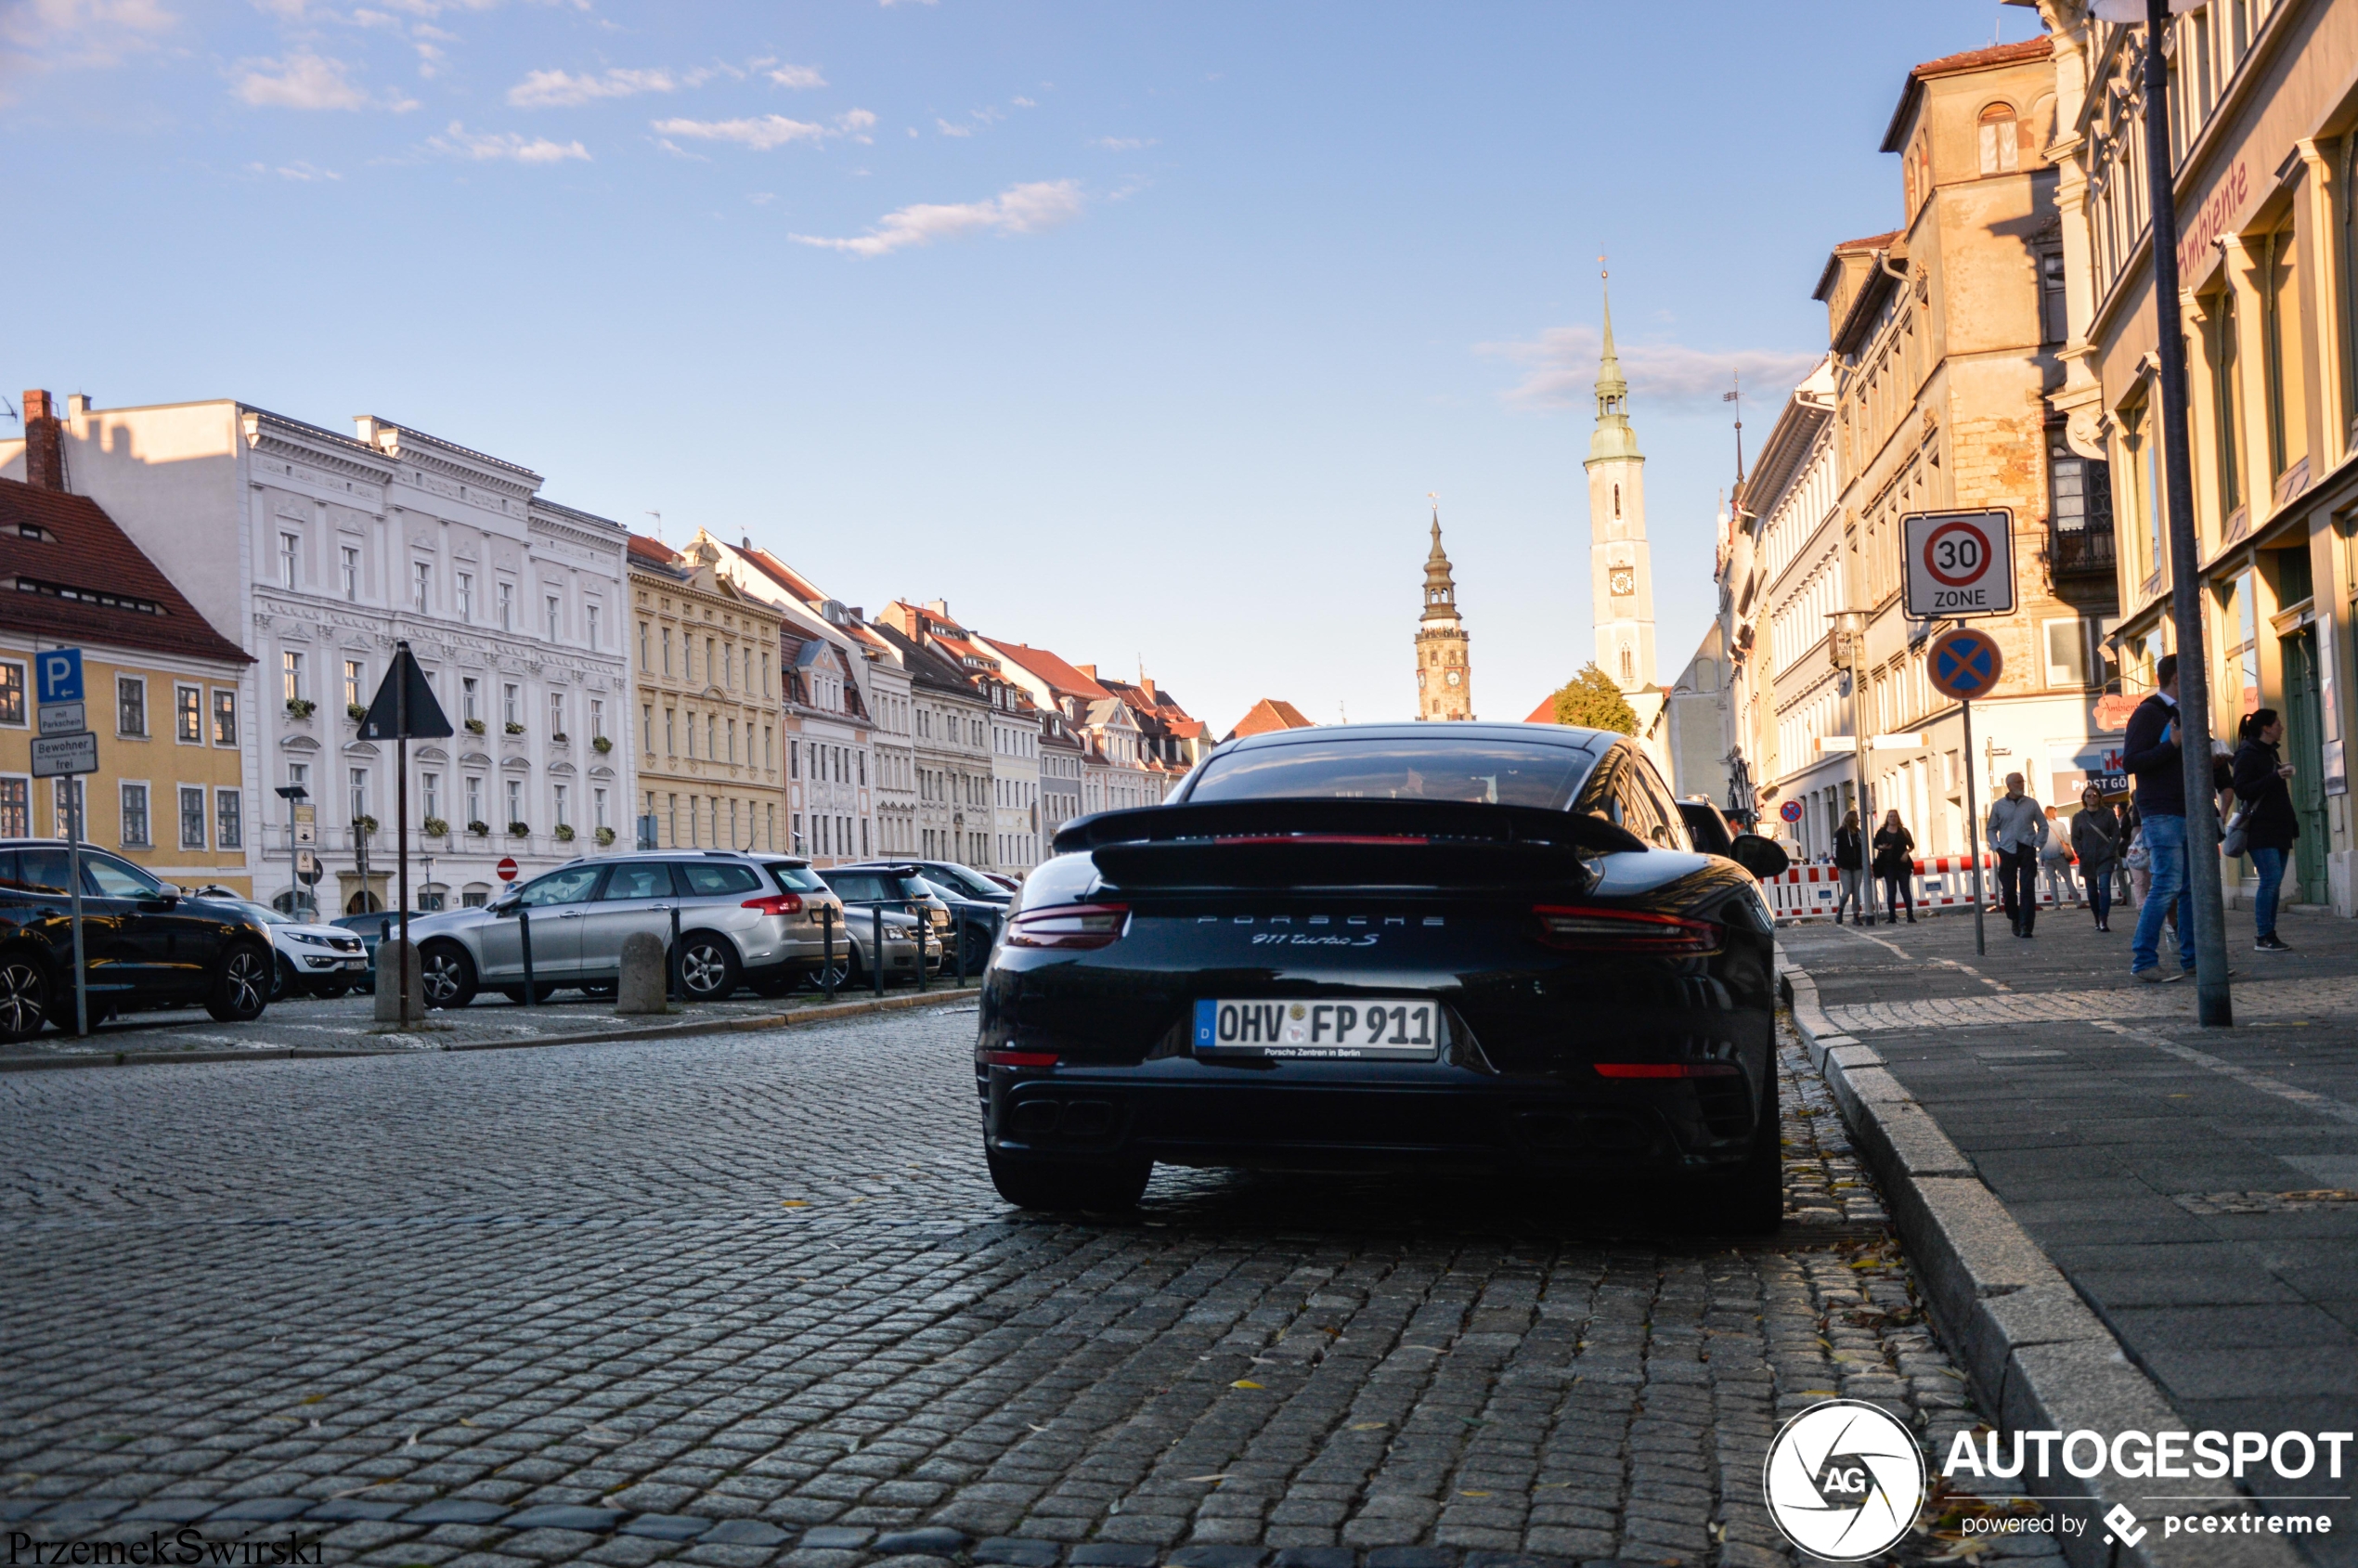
[1,0,2052,739]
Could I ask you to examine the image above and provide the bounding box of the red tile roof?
[991,641,1114,703]
[737,544,830,608]
[0,478,251,667]
[1525,695,1558,723]
[1229,698,1314,739]
[1884,35,2052,150]
[627,532,680,565]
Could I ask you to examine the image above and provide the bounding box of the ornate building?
[1415,510,1473,720]
[1587,276,1661,727]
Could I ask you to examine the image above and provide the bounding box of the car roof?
[1211,721,1613,756]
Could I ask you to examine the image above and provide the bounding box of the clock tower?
[1587,271,1658,705]
[1414,509,1473,721]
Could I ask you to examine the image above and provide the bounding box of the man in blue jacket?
[2122,654,2230,980]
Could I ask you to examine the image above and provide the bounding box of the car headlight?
[291,932,338,948]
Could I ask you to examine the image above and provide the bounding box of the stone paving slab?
[0,1006,2053,1566]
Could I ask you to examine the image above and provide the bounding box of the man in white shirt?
[1986,772,2048,938]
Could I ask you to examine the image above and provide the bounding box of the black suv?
[0,841,276,1042]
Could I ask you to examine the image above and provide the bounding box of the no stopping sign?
[1903,509,2015,617]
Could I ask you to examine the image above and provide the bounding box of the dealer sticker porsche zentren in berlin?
[1762,1399,1928,1562]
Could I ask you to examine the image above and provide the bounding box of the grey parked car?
[404,851,853,1007]
[757,862,930,988]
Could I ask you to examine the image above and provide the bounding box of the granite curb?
[0,985,982,1073]
[1777,951,2302,1568]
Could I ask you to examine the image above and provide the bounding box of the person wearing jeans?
[2232,707,2299,952]
[1985,773,2048,937]
[2121,654,2229,979]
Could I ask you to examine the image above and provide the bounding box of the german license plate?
[1193,998,1440,1060]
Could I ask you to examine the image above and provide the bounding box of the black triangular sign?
[360,645,454,740]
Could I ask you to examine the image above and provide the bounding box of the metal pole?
[287,808,299,916]
[668,905,682,1003]
[396,644,410,1030]
[2141,0,2232,1024]
[1963,696,1986,957]
[69,778,87,1036]
[872,902,885,997]
[1851,641,1873,922]
[822,905,836,1002]
[519,907,535,1006]
[914,901,928,992]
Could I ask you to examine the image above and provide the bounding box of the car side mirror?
[1728,834,1791,881]
[492,895,520,915]
[140,892,179,910]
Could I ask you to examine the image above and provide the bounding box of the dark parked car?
[1677,797,1738,858]
[972,724,1793,1227]
[0,842,275,1041]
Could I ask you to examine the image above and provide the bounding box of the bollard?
[518,908,535,1006]
[913,901,927,993]
[668,905,683,1002]
[872,902,885,997]
[373,938,425,1025]
[820,905,836,1002]
[615,930,667,1015]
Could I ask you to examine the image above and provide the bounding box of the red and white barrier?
[1763,853,2103,923]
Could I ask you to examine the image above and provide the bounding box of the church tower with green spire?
[1587,270,1658,703]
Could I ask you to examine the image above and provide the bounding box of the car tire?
[579,979,617,999]
[748,971,798,1000]
[314,982,351,1001]
[676,932,740,1001]
[1695,1070,1783,1236]
[205,942,272,1024]
[271,952,296,1004]
[986,1147,1152,1212]
[419,941,478,1009]
[499,982,561,1004]
[0,950,51,1043]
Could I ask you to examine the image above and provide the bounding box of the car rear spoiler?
[1053,800,1643,892]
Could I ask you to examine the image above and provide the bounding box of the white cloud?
[935,117,971,137]
[1091,136,1152,150]
[233,51,370,110]
[244,159,341,180]
[1477,325,1822,413]
[768,63,824,88]
[1011,96,1036,108]
[791,178,1082,258]
[652,108,871,150]
[878,0,937,6]
[429,120,590,162]
[509,66,679,107]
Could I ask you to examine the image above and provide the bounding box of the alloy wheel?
[680,940,731,995]
[421,951,464,1005]
[225,951,266,1013]
[0,959,46,1039]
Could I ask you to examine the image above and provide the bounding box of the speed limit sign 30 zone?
[1903,509,2015,618]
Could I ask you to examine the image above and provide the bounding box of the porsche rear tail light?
[1592,1062,1743,1079]
[743,892,806,916]
[1006,902,1131,950]
[1533,904,1721,954]
[985,1050,1060,1068]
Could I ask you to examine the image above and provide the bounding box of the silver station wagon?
[404,851,871,1006]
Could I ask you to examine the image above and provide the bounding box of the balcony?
[2049,523,2116,580]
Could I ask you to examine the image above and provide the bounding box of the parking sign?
[1903,510,2015,618]
[36,648,84,705]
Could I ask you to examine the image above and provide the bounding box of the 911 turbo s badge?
[1251,931,1380,947]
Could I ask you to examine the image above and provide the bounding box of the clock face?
[1611,569,1635,596]
[1445,669,1461,687]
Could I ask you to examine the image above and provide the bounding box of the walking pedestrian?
[2121,654,2233,980]
[2232,707,2300,952]
[1872,809,1916,924]
[2072,784,2120,932]
[2040,806,2079,907]
[1833,810,1869,925]
[1985,772,2047,938]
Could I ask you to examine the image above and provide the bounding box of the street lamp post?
[275,784,308,915]
[1832,609,1872,850]
[2094,0,2232,1023]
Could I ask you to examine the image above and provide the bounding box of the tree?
[1549,664,1638,734]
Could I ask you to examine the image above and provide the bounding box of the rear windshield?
[1187,738,1598,810]
[763,862,829,894]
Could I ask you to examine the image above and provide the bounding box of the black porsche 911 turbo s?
[973,722,1794,1229]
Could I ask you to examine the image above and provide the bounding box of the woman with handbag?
[2231,708,2300,952]
[1872,809,1916,925]
[2070,784,2120,932]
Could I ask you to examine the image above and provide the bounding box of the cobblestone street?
[1,1007,2018,1568]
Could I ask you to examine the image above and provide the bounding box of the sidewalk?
[1781,903,2358,1549]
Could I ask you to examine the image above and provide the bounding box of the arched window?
[1613,483,1622,518]
[1978,103,2019,175]
[1619,647,1634,682]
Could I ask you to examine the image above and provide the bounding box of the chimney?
[1141,676,1158,702]
[21,390,64,492]
[925,599,951,618]
[1077,664,1097,681]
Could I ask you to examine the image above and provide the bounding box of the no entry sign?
[1903,509,2015,618]
[1928,628,2004,701]
[497,856,520,882]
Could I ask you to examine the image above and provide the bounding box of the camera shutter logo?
[1761,1399,1926,1561]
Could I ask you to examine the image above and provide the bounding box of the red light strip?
[1592,1062,1743,1079]
[985,1050,1059,1068]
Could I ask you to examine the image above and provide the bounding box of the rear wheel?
[986,1147,1152,1212]
[676,932,740,1001]
[0,951,51,1042]
[314,982,351,1002]
[579,979,618,1000]
[1694,1070,1783,1236]
[419,941,477,1009]
[205,942,271,1023]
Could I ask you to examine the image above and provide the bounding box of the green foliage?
[1549,664,1638,735]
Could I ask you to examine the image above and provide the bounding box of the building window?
[642,704,654,753]
[546,594,562,641]
[639,621,651,667]
[594,787,608,831]
[344,660,364,711]
[117,677,147,737]
[590,699,604,743]
[462,677,479,724]
[212,689,237,746]
[662,627,673,676]
[666,707,677,755]
[120,783,149,848]
[286,762,308,798]
[506,779,523,831]
[586,603,600,650]
[503,683,520,726]
[341,545,360,601]
[550,692,565,738]
[175,685,202,743]
[498,581,514,631]
[283,652,304,705]
[0,662,23,725]
[2212,287,2243,519]
[423,772,441,822]
[466,775,483,827]
[554,784,569,829]
[413,560,433,614]
[2042,618,2092,688]
[179,785,207,849]
[0,778,27,836]
[279,532,300,588]
[216,788,242,849]
[2040,252,2067,344]
[457,573,473,620]
[350,768,369,826]
[1977,103,2019,175]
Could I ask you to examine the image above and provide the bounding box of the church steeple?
[1590,269,1640,462]
[1414,505,1472,721]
